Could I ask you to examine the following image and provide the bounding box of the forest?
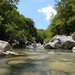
[0,0,75,43]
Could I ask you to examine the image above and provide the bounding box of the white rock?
[72,47,75,53]
[26,45,34,49]
[44,35,75,49]
[5,51,19,55]
[0,40,11,52]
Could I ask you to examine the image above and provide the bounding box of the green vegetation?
[0,0,75,43]
[0,0,38,42]
[37,0,75,42]
[46,0,75,39]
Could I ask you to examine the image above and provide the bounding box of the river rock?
[8,39,26,49]
[44,35,75,49]
[31,42,44,48]
[0,50,6,56]
[72,47,75,53]
[26,45,34,49]
[5,51,19,55]
[32,41,37,48]
[0,40,11,52]
[36,43,44,48]
[72,32,75,41]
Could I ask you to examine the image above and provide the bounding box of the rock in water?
[0,50,6,56]
[72,47,75,53]
[44,35,75,49]
[5,51,19,55]
[26,45,34,49]
[0,40,11,52]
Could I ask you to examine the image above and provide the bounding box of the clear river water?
[0,48,75,75]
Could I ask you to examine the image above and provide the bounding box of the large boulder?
[8,39,26,49]
[0,40,11,52]
[72,32,75,41]
[44,35,75,49]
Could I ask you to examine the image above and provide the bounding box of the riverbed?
[0,48,75,75]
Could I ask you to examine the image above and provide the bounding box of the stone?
[0,50,6,56]
[0,40,11,52]
[44,35,75,49]
[5,51,19,55]
[8,39,26,49]
[72,47,75,53]
[72,32,75,41]
[26,45,34,49]
[32,41,37,48]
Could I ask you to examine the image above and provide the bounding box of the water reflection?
[13,48,72,53]
[0,48,75,75]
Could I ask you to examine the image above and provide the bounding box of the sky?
[17,0,57,30]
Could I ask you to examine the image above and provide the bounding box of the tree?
[47,0,75,39]
[0,0,38,42]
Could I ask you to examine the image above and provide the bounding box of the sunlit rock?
[72,47,75,53]
[26,45,34,48]
[44,35,75,49]
[5,51,19,55]
[0,40,11,52]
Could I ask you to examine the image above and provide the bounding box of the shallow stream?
[0,48,75,75]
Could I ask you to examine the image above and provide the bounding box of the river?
[0,48,75,75]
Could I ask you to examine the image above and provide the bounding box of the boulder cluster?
[8,39,44,49]
[0,40,19,56]
[0,32,75,56]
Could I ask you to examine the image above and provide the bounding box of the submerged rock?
[5,51,19,55]
[0,40,11,52]
[44,35,75,49]
[50,62,75,72]
[8,60,27,65]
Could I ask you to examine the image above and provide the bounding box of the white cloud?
[38,6,57,22]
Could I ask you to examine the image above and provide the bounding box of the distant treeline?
[0,0,75,43]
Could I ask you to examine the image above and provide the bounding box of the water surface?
[0,48,75,75]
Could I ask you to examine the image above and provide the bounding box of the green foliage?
[0,0,38,42]
[47,0,75,39]
[36,29,48,43]
[1,0,75,43]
